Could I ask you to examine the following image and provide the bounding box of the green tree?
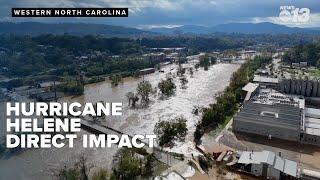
[177,64,186,77]
[158,77,176,97]
[180,76,188,89]
[199,54,210,70]
[136,81,153,103]
[142,154,155,176]
[58,167,80,180]
[110,74,122,86]
[112,150,141,180]
[92,169,110,180]
[189,67,194,77]
[126,92,139,107]
[154,116,188,146]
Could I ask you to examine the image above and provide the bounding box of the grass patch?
[309,69,320,78]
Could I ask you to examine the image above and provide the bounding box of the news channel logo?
[279,6,310,24]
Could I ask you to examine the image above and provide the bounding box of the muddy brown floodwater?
[0,60,241,179]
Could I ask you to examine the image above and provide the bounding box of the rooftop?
[242,82,259,92]
[305,108,320,119]
[253,75,279,84]
[238,150,298,177]
[251,88,305,109]
[305,117,320,136]
[238,151,275,165]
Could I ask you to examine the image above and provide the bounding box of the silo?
[290,79,296,94]
[285,79,291,94]
[306,80,312,97]
[295,79,302,95]
[280,80,285,92]
[312,80,318,97]
[301,80,307,96]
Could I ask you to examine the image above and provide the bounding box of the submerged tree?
[57,155,89,180]
[199,55,210,71]
[154,116,188,147]
[177,64,186,77]
[110,74,122,86]
[189,67,194,77]
[91,169,110,180]
[180,76,188,89]
[126,92,139,107]
[158,77,176,97]
[136,81,153,103]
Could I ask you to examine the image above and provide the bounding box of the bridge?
[80,118,182,166]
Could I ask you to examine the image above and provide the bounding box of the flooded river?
[0,60,240,179]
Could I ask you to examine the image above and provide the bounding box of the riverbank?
[0,59,241,179]
[194,56,272,144]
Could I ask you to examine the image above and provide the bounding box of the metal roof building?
[234,84,320,147]
[234,88,304,142]
[301,108,320,145]
[237,150,298,179]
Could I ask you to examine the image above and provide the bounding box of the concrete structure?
[35,92,64,102]
[154,171,185,180]
[139,68,155,75]
[234,88,304,142]
[302,108,320,145]
[236,150,298,179]
[143,53,166,63]
[279,79,320,97]
[301,169,320,180]
[253,75,279,89]
[242,82,259,101]
[234,85,320,147]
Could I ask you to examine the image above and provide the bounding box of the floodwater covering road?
[0,58,241,179]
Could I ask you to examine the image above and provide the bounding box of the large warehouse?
[233,84,320,146]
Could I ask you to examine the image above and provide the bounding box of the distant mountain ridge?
[149,22,320,34]
[0,22,156,37]
[0,22,319,36]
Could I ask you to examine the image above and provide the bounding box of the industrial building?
[233,150,298,179]
[233,83,320,147]
[279,79,320,97]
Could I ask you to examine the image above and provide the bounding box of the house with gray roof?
[236,150,298,179]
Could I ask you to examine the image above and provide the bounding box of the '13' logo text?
[279,6,310,23]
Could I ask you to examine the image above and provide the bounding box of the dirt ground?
[189,165,257,180]
[194,118,320,179]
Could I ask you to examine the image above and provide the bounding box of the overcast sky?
[1,0,320,28]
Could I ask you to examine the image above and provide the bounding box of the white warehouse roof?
[242,83,259,92]
[238,150,298,177]
[305,108,320,119]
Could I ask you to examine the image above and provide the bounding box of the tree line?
[282,43,320,67]
[194,56,272,144]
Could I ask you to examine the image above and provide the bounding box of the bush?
[112,150,141,180]
[92,169,110,180]
[58,167,80,180]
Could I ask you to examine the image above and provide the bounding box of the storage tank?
[285,79,291,94]
[301,80,307,96]
[306,81,312,97]
[290,79,296,94]
[296,79,302,95]
[312,80,318,97]
[280,80,285,92]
